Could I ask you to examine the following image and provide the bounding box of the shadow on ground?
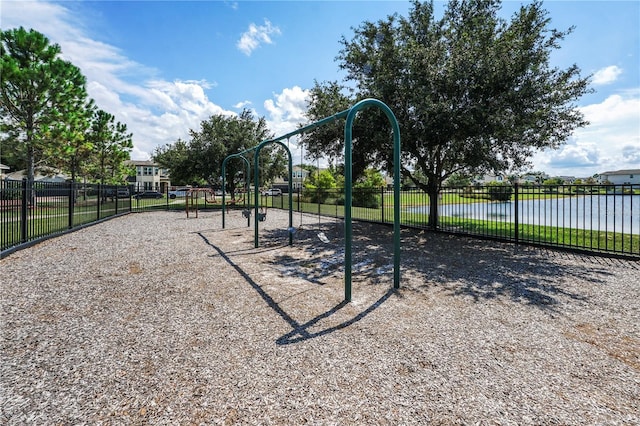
[196,231,397,345]
[264,221,622,311]
[196,220,631,343]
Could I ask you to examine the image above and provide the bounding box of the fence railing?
[1,180,131,256]
[2,181,639,258]
[276,184,639,258]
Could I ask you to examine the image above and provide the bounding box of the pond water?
[407,194,640,234]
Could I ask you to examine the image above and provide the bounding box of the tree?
[86,109,133,185]
[300,81,379,179]
[304,168,337,203]
[303,0,590,228]
[444,172,472,188]
[352,168,385,208]
[153,110,279,195]
[1,27,91,187]
[487,181,513,201]
[47,98,95,181]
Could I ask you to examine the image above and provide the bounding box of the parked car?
[103,188,130,199]
[168,189,189,199]
[116,189,130,198]
[134,191,163,199]
[261,188,282,196]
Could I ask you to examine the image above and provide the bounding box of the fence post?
[68,181,75,229]
[381,186,385,223]
[97,184,101,220]
[21,178,28,244]
[514,183,519,244]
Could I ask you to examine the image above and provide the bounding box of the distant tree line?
[1,27,133,186]
[152,110,286,195]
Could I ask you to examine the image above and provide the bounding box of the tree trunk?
[27,145,36,207]
[427,185,439,230]
[427,178,440,231]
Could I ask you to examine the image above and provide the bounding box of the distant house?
[598,169,640,185]
[0,164,9,180]
[125,160,171,193]
[272,165,309,192]
[516,173,550,185]
[4,167,69,182]
[556,176,576,184]
[475,174,506,184]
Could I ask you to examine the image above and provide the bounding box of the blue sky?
[2,0,639,178]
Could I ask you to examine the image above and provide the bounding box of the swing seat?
[258,212,267,222]
[242,209,251,219]
[317,232,330,243]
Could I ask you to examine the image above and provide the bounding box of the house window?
[143,167,153,176]
[155,167,159,175]
[631,174,634,179]
[137,166,142,176]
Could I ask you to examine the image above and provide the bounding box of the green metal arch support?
[221,153,251,229]
[252,139,294,246]
[343,98,402,301]
[219,98,401,303]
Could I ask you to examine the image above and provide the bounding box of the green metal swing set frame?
[221,98,401,302]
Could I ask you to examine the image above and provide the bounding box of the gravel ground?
[1,209,639,425]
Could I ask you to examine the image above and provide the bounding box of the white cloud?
[591,65,623,85]
[234,100,253,109]
[2,0,234,160]
[261,86,311,164]
[264,86,309,136]
[237,19,281,56]
[225,1,239,10]
[540,143,601,169]
[535,92,640,176]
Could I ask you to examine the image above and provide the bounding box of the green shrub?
[487,182,513,201]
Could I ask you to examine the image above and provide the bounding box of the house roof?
[125,160,159,166]
[600,169,640,175]
[0,163,9,171]
[4,168,69,182]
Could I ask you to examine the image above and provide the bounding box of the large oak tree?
[302,0,590,227]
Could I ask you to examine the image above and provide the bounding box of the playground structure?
[181,188,246,218]
[221,98,401,302]
[184,188,217,218]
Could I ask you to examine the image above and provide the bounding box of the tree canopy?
[86,109,134,184]
[1,27,90,183]
[302,0,590,227]
[1,27,132,185]
[153,110,285,194]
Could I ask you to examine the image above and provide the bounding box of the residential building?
[598,169,640,185]
[272,165,309,192]
[556,176,576,184]
[0,163,9,179]
[4,167,69,182]
[475,174,507,184]
[517,172,550,185]
[125,160,171,193]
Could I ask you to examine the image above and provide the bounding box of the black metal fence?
[277,184,639,258]
[2,181,639,258]
[1,180,131,256]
